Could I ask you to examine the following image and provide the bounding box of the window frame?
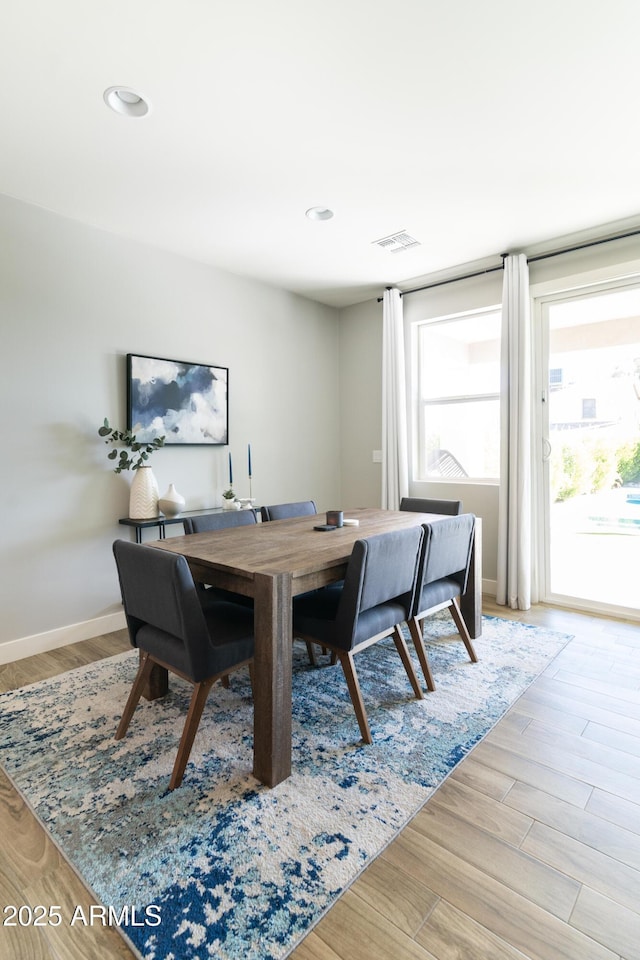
[414,304,502,483]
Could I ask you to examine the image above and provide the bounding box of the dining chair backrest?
[400,496,463,516]
[113,540,212,680]
[416,514,475,608]
[261,500,317,522]
[183,509,257,534]
[334,526,424,649]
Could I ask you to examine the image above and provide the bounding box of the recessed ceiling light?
[103,86,151,118]
[305,206,334,221]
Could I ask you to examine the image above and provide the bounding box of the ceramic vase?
[129,465,159,519]
[222,497,238,510]
[159,483,186,517]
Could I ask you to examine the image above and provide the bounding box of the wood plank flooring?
[1,601,639,960]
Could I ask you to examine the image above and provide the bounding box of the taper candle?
[248,443,252,478]
[228,452,233,485]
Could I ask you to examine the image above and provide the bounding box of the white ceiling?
[3,0,640,308]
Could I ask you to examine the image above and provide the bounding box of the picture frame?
[126,353,228,445]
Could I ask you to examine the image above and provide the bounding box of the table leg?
[252,571,292,787]
[460,516,482,639]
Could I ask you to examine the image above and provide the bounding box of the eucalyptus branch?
[98,418,165,473]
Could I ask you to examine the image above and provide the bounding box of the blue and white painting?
[127,354,228,444]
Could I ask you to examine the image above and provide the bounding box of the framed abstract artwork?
[127,353,229,445]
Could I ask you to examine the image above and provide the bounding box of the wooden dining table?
[151,506,482,788]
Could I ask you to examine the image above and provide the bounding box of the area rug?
[0,615,571,960]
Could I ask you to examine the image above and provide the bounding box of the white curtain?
[381,287,409,509]
[496,254,538,609]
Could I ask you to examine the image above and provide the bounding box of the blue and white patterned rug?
[0,614,571,960]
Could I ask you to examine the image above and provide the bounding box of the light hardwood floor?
[1,600,639,960]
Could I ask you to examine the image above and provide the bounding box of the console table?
[119,508,227,543]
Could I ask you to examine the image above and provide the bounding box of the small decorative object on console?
[222,488,238,510]
[98,417,165,519]
[159,483,186,517]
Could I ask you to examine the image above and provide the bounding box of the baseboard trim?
[0,612,127,665]
[483,579,497,597]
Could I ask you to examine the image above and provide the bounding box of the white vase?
[129,466,159,519]
[159,483,186,517]
[222,498,238,510]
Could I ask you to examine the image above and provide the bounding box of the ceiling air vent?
[373,230,421,253]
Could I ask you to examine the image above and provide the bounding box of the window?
[582,398,596,419]
[415,307,501,480]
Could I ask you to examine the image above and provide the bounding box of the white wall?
[338,298,384,509]
[0,194,341,659]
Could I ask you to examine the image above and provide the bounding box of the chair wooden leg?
[407,617,436,692]
[169,678,216,790]
[220,674,230,688]
[450,598,478,662]
[115,653,156,740]
[305,640,317,666]
[338,651,372,744]
[392,625,424,700]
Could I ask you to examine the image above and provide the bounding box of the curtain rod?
[378,225,640,302]
[377,264,503,301]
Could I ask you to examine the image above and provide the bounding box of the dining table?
[150,506,482,788]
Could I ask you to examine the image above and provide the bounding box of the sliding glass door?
[539,281,640,617]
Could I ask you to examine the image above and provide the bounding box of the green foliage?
[552,444,585,501]
[590,440,618,493]
[551,435,620,502]
[98,418,165,473]
[617,440,640,484]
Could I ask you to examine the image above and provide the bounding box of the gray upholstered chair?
[183,504,318,666]
[261,500,317,522]
[259,498,323,664]
[400,497,463,516]
[112,540,254,790]
[292,526,425,744]
[407,514,478,691]
[183,509,256,608]
[183,509,257,534]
